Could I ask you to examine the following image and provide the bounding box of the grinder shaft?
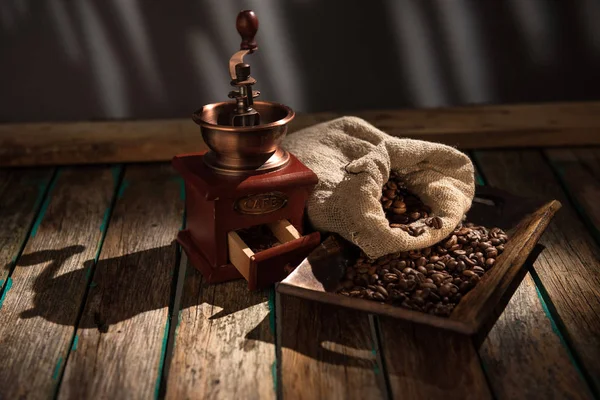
[228,10,261,127]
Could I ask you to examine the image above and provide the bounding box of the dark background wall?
[1,0,599,123]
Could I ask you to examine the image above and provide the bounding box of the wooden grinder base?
[172,152,319,290]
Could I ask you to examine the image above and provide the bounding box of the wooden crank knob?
[236,10,259,51]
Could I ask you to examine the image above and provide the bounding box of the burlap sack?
[282,116,475,259]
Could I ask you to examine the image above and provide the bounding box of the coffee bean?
[410,211,421,220]
[439,283,453,297]
[339,218,508,317]
[373,293,386,301]
[479,242,491,250]
[375,285,389,297]
[421,282,438,290]
[392,206,407,215]
[463,257,476,267]
[413,227,425,236]
[387,181,398,190]
[485,248,498,258]
[431,216,443,229]
[447,260,458,271]
[459,281,471,293]
[444,235,458,249]
[384,189,396,199]
[472,266,485,275]
[462,270,476,278]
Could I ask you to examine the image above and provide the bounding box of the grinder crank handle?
[229,10,259,80]
[237,10,258,52]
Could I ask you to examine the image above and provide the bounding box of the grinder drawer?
[228,219,320,290]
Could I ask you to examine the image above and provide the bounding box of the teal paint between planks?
[30,170,61,238]
[117,180,130,199]
[547,159,600,245]
[94,165,124,263]
[52,357,63,380]
[99,166,124,233]
[267,289,278,394]
[531,268,596,397]
[170,176,186,201]
[154,318,171,400]
[71,335,79,351]
[0,278,13,309]
[473,151,598,397]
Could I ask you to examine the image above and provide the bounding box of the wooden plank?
[470,160,592,399]
[479,274,592,399]
[3,102,600,167]
[278,294,384,399]
[544,148,600,241]
[164,268,276,400]
[0,166,117,399]
[475,150,600,395]
[59,164,184,399]
[451,200,561,328]
[378,317,491,399]
[0,168,54,287]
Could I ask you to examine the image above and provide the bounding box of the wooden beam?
[2,102,600,167]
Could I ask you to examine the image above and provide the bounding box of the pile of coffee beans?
[236,225,281,253]
[337,222,508,316]
[381,171,442,236]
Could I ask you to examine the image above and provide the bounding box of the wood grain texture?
[165,268,276,400]
[451,200,561,327]
[278,294,383,400]
[544,148,600,241]
[3,102,600,166]
[475,150,600,394]
[0,168,54,285]
[471,162,592,399]
[0,167,116,399]
[378,318,492,400]
[479,273,592,400]
[59,164,184,400]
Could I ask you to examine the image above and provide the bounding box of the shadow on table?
[7,242,260,331]
[8,242,375,369]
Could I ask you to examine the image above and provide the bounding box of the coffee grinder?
[173,10,320,290]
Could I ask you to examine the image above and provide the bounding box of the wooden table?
[0,102,599,399]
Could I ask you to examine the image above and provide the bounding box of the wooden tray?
[277,186,561,335]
